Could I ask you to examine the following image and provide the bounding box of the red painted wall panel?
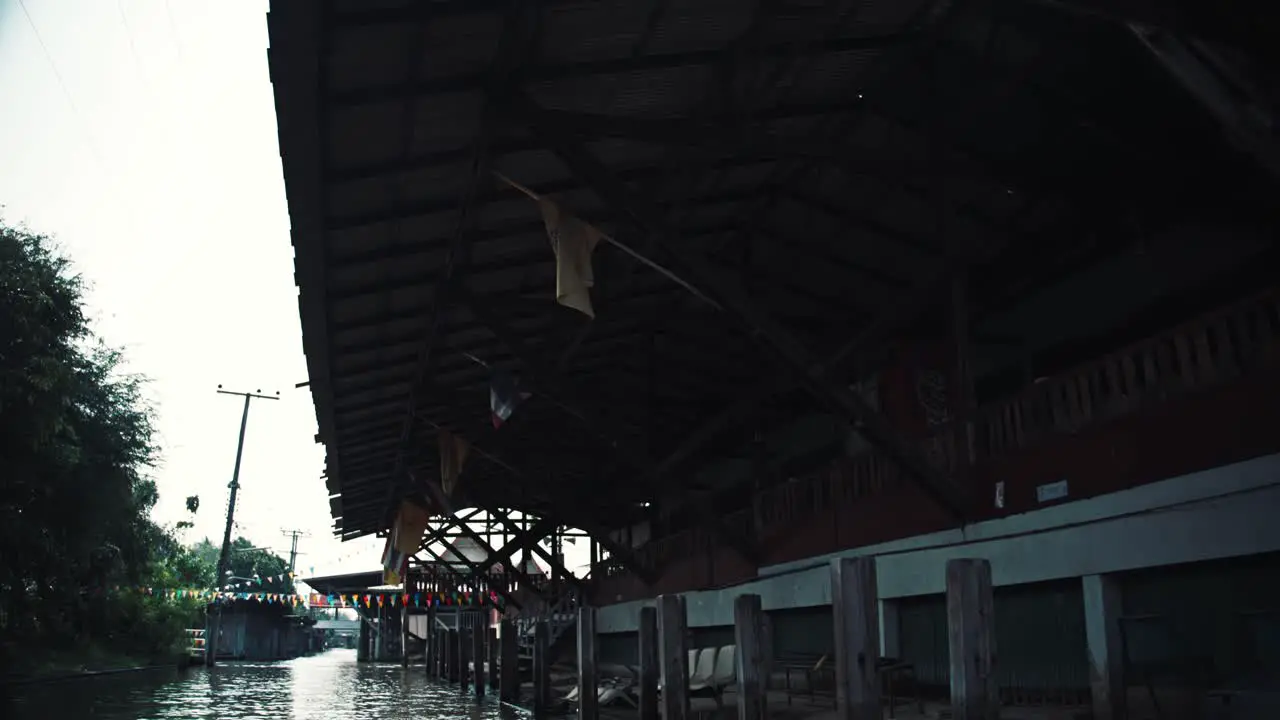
[595,348,1280,605]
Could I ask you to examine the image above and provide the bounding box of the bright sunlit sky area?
[0,0,388,584]
[1,0,592,588]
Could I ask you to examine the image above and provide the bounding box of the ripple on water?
[5,648,524,720]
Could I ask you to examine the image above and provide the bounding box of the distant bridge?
[314,619,360,633]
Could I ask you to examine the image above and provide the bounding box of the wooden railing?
[616,287,1280,578]
[971,287,1280,460]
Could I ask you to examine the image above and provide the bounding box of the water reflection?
[5,649,523,720]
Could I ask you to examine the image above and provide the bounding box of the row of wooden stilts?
[414,556,996,720]
[418,612,531,706]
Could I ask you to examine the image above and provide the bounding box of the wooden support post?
[734,594,769,720]
[488,626,499,693]
[657,594,690,720]
[448,628,460,682]
[831,557,881,720]
[441,628,450,680]
[500,618,519,703]
[578,606,599,720]
[638,606,659,720]
[534,619,551,716]
[459,614,471,691]
[426,604,436,676]
[434,629,442,678]
[357,614,369,662]
[401,600,410,668]
[473,624,486,698]
[1083,574,1124,720]
[946,559,997,720]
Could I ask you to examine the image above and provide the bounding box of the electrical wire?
[16,0,141,232]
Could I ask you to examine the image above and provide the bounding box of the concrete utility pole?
[282,528,310,573]
[206,386,279,667]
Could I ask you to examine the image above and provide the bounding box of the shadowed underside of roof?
[268,0,1278,540]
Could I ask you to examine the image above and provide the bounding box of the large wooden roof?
[267,0,1278,540]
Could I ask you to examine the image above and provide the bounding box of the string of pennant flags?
[114,585,505,610]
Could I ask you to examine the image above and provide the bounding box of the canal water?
[4,649,518,719]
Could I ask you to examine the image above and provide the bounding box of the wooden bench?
[778,653,921,718]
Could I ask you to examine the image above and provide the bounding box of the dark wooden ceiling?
[268,0,1278,540]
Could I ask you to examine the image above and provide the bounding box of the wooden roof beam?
[512,89,973,522]
[456,285,655,472]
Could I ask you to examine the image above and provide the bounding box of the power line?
[17,0,141,234]
[17,0,111,173]
[116,0,152,91]
[164,0,184,61]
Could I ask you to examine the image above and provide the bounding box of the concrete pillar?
[1083,574,1125,720]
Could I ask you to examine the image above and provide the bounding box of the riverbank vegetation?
[0,221,277,679]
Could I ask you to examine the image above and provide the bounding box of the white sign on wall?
[1036,479,1070,503]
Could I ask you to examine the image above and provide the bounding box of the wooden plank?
[473,623,486,698]
[638,606,659,720]
[1173,333,1196,387]
[500,618,520,703]
[1120,355,1138,408]
[831,558,880,720]
[657,594,690,720]
[1213,318,1238,377]
[489,626,499,693]
[578,607,600,720]
[946,559,997,720]
[1193,325,1215,381]
[534,620,552,715]
[733,594,769,720]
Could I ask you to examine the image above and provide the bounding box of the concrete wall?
[597,452,1280,634]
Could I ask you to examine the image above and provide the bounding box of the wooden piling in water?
[401,600,409,668]
[831,557,880,720]
[425,605,436,676]
[578,606,599,720]
[638,606,658,720]
[447,629,459,682]
[500,618,519,703]
[657,594,690,720]
[459,616,471,691]
[946,558,997,720]
[488,626,499,693]
[473,624,486,698]
[734,594,769,720]
[534,619,551,716]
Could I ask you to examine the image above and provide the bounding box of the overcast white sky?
[1,0,591,586]
[0,0,385,579]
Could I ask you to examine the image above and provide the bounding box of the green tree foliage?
[190,537,296,596]
[0,222,200,674]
